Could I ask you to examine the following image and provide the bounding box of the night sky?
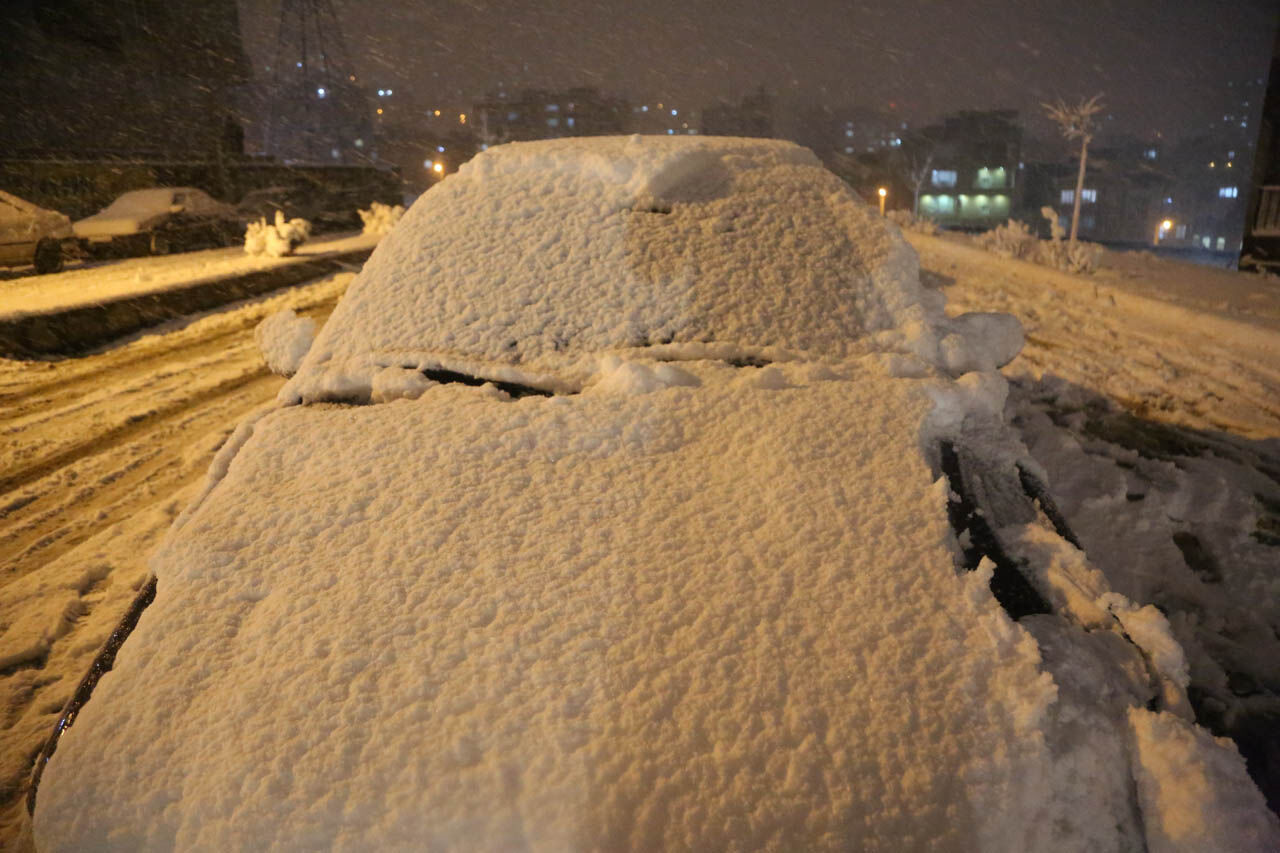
[240,0,1277,142]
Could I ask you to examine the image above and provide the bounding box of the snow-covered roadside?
[0,273,354,850]
[0,232,374,322]
[908,231,1280,813]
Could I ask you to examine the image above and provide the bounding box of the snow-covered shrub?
[1035,205,1103,274]
[885,209,940,236]
[1037,237,1104,274]
[244,210,312,257]
[358,201,405,237]
[972,209,1103,274]
[254,308,315,376]
[976,219,1037,260]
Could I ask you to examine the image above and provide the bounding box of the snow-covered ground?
[0,172,1277,848]
[0,232,374,321]
[0,272,355,847]
[909,231,1280,819]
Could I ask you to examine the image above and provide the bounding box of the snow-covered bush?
[244,210,312,257]
[973,209,1103,275]
[976,219,1037,260]
[886,209,940,236]
[1037,236,1104,274]
[358,201,405,237]
[254,308,315,376]
[1035,206,1102,274]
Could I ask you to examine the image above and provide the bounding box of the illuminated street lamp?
[1154,218,1173,245]
[877,187,887,217]
[432,162,445,175]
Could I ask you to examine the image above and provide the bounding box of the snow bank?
[1129,707,1280,851]
[245,211,312,258]
[254,309,315,376]
[284,136,1010,405]
[358,201,404,236]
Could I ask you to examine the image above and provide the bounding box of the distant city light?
[377,108,383,115]
[641,105,649,112]
[460,113,467,124]
[425,160,433,169]
[671,109,677,116]
[437,145,445,152]
[434,109,441,116]
[355,138,364,148]
[378,89,385,96]
[317,87,326,97]
[296,61,302,68]
[433,162,444,174]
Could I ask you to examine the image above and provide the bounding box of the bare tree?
[1042,93,1105,243]
[904,150,935,217]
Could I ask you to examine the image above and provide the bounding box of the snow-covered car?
[0,190,73,275]
[73,187,240,257]
[31,137,1278,850]
[236,185,363,234]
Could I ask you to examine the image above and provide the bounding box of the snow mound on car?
[284,136,995,404]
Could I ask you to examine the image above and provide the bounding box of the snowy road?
[0,271,354,844]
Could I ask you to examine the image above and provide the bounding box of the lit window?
[330,148,340,159]
[546,104,559,111]
[931,169,957,187]
[845,129,853,137]
[641,105,649,112]
[1217,237,1226,251]
[667,128,674,135]
[976,167,1006,189]
[1219,186,1238,198]
[1202,236,1211,248]
[671,109,678,116]
[507,112,518,121]
[1175,224,1186,239]
[378,89,385,96]
[1081,189,1097,203]
[567,116,575,128]
[844,146,853,154]
[547,117,559,127]
[1060,189,1074,204]
[354,138,364,148]
[1144,148,1157,160]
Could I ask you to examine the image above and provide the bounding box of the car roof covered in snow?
[284,135,952,402]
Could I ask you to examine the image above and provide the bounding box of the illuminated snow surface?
[26,137,1280,850]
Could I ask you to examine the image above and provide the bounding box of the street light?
[877,187,887,217]
[1154,218,1174,245]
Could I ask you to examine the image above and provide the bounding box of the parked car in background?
[73,187,240,257]
[0,190,73,275]
[237,184,364,235]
